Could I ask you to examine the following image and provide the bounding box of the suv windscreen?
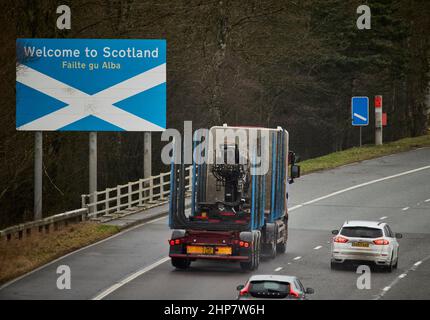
[340,227,383,238]
[249,281,290,298]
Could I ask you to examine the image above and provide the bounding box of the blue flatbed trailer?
[168,125,300,270]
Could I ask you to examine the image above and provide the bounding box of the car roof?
[248,275,297,283]
[342,220,385,228]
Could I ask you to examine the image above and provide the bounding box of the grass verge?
[0,222,119,285]
[298,132,430,174]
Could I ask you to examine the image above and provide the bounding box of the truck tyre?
[240,261,252,271]
[171,258,190,270]
[250,232,258,270]
[276,218,288,253]
[276,237,286,253]
[240,250,255,271]
[269,225,277,259]
[269,240,277,259]
[255,233,261,269]
[240,232,258,271]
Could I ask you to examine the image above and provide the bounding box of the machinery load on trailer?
[168,125,300,270]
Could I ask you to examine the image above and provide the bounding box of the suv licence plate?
[352,242,369,248]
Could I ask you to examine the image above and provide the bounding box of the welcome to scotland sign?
[16,38,166,131]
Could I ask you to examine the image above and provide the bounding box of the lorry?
[168,125,300,271]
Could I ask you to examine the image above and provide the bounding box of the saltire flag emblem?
[16,38,166,131]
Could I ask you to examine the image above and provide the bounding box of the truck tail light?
[169,238,183,246]
[373,239,389,245]
[239,241,250,248]
[333,236,349,243]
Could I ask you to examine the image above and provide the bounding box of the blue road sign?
[351,96,369,126]
[16,38,166,131]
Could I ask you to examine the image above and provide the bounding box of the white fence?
[81,166,193,218]
[0,167,192,239]
[0,208,87,240]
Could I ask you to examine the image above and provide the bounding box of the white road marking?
[289,204,303,211]
[375,254,430,300]
[287,262,291,265]
[288,165,430,212]
[379,216,387,220]
[274,267,283,272]
[314,245,322,250]
[92,257,170,300]
[293,256,302,260]
[402,207,409,211]
[425,199,430,203]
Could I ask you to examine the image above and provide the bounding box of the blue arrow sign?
[351,96,369,126]
[16,38,166,132]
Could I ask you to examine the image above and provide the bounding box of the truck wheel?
[276,218,288,253]
[269,241,277,259]
[171,258,190,270]
[268,226,277,259]
[240,261,253,271]
[240,234,258,271]
[276,240,286,253]
[240,250,255,271]
[255,234,261,269]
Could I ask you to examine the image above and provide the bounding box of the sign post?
[144,132,152,198]
[375,95,383,145]
[16,39,166,220]
[89,132,97,215]
[34,131,43,220]
[351,96,369,147]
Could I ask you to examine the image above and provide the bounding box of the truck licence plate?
[216,246,232,255]
[187,246,214,255]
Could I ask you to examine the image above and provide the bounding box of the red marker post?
[375,95,383,145]
[382,112,387,127]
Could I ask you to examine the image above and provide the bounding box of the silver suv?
[330,220,402,272]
